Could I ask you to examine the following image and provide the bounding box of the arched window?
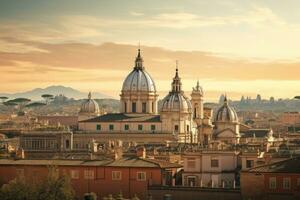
[142,102,147,113]
[65,140,70,149]
[132,102,136,113]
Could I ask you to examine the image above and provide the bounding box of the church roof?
[80,113,161,123]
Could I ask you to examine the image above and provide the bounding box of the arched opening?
[65,140,70,149]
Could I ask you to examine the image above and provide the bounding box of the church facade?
[77,49,275,148]
[78,49,211,145]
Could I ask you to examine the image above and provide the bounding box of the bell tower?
[191,81,204,125]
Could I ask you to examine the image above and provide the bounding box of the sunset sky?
[1,0,300,101]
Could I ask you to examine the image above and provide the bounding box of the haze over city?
[1,1,300,200]
[1,0,300,101]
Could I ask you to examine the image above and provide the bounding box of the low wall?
[148,186,241,200]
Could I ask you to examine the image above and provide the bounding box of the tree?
[36,166,75,200]
[5,98,31,115]
[0,175,36,200]
[0,96,8,104]
[41,94,54,105]
[26,102,47,108]
[295,96,300,100]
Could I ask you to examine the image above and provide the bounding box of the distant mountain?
[0,85,113,100]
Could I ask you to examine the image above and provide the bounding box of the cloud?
[0,39,299,99]
[0,38,300,81]
[0,5,287,46]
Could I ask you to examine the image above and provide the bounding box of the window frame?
[96,124,101,131]
[84,169,95,180]
[137,172,146,181]
[138,124,143,131]
[142,102,147,113]
[70,170,79,180]
[112,171,122,181]
[283,177,291,190]
[211,158,219,168]
[174,125,179,132]
[269,177,276,189]
[109,124,114,131]
[132,102,136,113]
[246,160,254,168]
[151,124,156,131]
[124,124,129,131]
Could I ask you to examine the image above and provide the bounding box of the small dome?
[161,92,192,113]
[215,96,238,122]
[80,92,100,114]
[161,65,192,113]
[122,49,156,93]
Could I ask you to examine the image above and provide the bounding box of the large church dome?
[80,92,100,114]
[122,49,156,93]
[120,49,158,114]
[161,67,192,113]
[215,96,238,122]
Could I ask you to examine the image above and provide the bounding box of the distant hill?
[0,85,113,100]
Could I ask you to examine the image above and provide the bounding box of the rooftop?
[0,156,181,169]
[80,113,161,123]
[248,157,300,173]
[241,129,270,138]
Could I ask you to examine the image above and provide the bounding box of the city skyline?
[1,0,300,100]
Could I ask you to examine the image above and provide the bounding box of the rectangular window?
[109,124,114,131]
[138,124,143,131]
[187,125,190,132]
[96,124,101,131]
[137,172,146,181]
[246,160,254,168]
[84,170,94,180]
[174,125,179,132]
[151,125,156,131]
[132,102,136,113]
[124,124,129,131]
[283,177,291,190]
[124,102,127,113]
[71,170,79,179]
[269,177,276,189]
[112,171,122,180]
[211,158,219,168]
[187,158,196,168]
[142,102,147,113]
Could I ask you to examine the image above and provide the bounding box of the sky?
[0,0,300,101]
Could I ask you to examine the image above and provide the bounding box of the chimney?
[136,146,146,159]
